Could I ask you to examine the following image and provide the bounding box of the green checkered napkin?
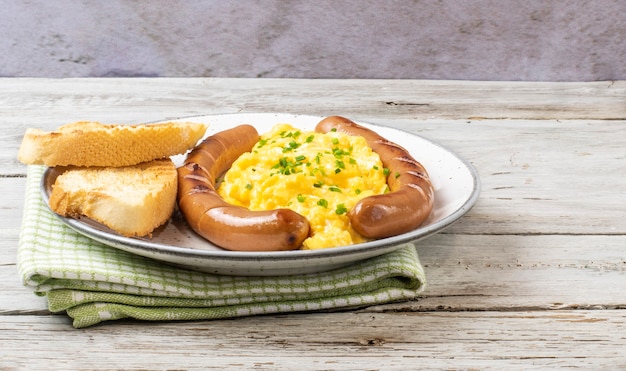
[18,165,426,328]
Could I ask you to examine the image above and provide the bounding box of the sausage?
[177,124,310,251]
[315,116,434,239]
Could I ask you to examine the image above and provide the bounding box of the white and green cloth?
[18,166,426,328]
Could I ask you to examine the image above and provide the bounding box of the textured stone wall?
[1,0,624,80]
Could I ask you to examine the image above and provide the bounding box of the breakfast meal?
[178,116,434,251]
[18,121,208,237]
[19,116,433,250]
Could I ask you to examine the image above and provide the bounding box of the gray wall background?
[1,0,624,81]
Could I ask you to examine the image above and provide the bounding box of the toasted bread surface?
[18,121,207,167]
[48,159,178,237]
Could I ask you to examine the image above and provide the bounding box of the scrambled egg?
[217,123,388,249]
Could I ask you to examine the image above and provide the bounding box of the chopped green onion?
[335,203,348,215]
[282,140,301,153]
[332,147,351,157]
[273,156,305,175]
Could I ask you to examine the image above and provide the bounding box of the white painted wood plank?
[0,79,623,127]
[1,311,625,370]
[0,177,26,231]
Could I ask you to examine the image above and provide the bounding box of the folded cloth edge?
[63,285,420,328]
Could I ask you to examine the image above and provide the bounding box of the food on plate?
[177,125,311,252]
[178,116,433,251]
[18,121,207,167]
[315,116,434,238]
[48,159,178,237]
[24,115,433,249]
[216,123,389,250]
[19,121,208,237]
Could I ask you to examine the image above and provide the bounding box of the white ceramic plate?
[41,113,480,276]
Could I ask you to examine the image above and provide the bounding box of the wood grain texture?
[1,311,625,369]
[1,78,625,370]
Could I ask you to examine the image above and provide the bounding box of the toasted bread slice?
[48,159,178,237]
[18,121,207,167]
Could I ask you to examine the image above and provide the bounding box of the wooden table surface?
[1,78,625,370]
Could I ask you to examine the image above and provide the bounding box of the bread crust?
[18,121,207,167]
